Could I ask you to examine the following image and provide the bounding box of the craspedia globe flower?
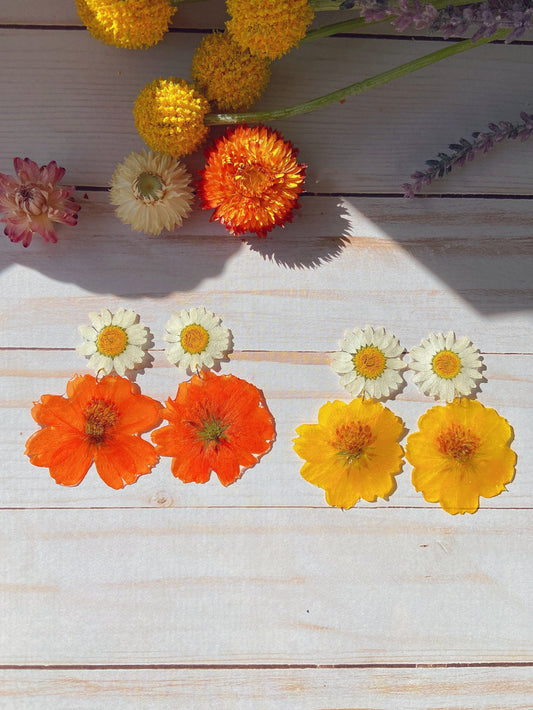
[0,157,80,247]
[406,398,516,515]
[77,308,149,377]
[133,78,210,158]
[76,0,176,50]
[409,332,483,402]
[110,150,193,235]
[152,370,276,486]
[25,374,162,489]
[198,125,306,238]
[191,31,271,112]
[226,0,315,59]
[164,307,232,373]
[331,325,405,400]
[293,398,404,509]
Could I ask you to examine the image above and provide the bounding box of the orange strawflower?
[25,374,162,489]
[197,125,306,238]
[152,370,276,486]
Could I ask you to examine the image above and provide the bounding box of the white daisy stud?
[331,325,405,399]
[408,331,483,402]
[164,306,231,373]
[77,308,149,377]
[109,149,194,235]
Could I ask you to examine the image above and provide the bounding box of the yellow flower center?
[353,346,386,379]
[133,171,165,203]
[180,324,209,354]
[436,424,480,463]
[432,350,462,379]
[97,325,128,357]
[236,163,274,198]
[333,421,374,464]
[84,397,119,444]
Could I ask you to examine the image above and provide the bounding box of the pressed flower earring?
[154,308,275,486]
[408,331,483,402]
[77,308,150,377]
[163,306,232,373]
[294,325,406,509]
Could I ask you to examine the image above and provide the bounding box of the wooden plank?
[1,666,532,709]
[1,508,531,665]
[0,29,531,194]
[1,349,531,508]
[0,194,531,352]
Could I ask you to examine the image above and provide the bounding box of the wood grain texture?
[1,667,532,709]
[1,508,531,665]
[0,29,532,193]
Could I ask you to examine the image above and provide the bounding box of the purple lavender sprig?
[434,1,533,43]
[403,111,533,197]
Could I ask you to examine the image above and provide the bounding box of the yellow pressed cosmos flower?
[133,78,211,158]
[191,31,271,112]
[293,398,404,509]
[406,398,516,515]
[76,0,176,50]
[226,0,315,60]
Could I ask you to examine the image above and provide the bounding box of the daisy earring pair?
[151,306,276,488]
[294,325,407,510]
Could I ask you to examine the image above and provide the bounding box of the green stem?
[205,29,509,126]
[309,0,348,9]
[303,0,486,43]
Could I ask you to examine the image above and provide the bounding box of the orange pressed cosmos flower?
[25,374,162,489]
[151,370,276,486]
[406,398,516,514]
[197,124,306,238]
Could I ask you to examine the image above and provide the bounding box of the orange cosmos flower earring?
[151,307,276,487]
[25,308,162,489]
[293,325,406,510]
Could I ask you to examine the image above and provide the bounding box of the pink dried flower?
[0,158,81,247]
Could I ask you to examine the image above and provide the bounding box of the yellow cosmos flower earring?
[293,325,406,510]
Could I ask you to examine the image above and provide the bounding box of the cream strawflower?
[164,307,231,373]
[409,331,483,402]
[77,308,149,376]
[109,150,193,235]
[331,325,405,399]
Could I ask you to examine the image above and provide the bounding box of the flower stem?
[205,29,509,126]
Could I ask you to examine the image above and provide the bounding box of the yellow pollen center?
[353,346,387,379]
[432,350,462,379]
[236,163,274,197]
[97,326,128,358]
[436,424,480,463]
[180,324,209,354]
[333,421,374,464]
[84,397,119,444]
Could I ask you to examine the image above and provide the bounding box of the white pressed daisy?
[164,306,231,373]
[77,308,149,377]
[109,150,194,235]
[408,331,483,402]
[331,325,405,399]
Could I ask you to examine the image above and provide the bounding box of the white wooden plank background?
[1,0,532,706]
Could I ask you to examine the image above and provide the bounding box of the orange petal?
[25,427,92,486]
[171,451,212,483]
[94,434,158,489]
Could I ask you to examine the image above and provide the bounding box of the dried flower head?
[76,0,176,49]
[0,157,80,247]
[198,124,306,238]
[226,0,315,59]
[191,31,271,112]
[110,150,193,234]
[133,77,211,158]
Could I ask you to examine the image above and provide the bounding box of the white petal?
[114,357,126,376]
[76,341,97,356]
[79,325,98,341]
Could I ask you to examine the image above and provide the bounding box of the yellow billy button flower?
[191,31,271,112]
[331,325,405,400]
[77,308,149,377]
[76,0,176,50]
[226,0,315,60]
[133,78,211,158]
[164,306,232,373]
[293,398,404,509]
[406,399,516,515]
[409,331,483,402]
